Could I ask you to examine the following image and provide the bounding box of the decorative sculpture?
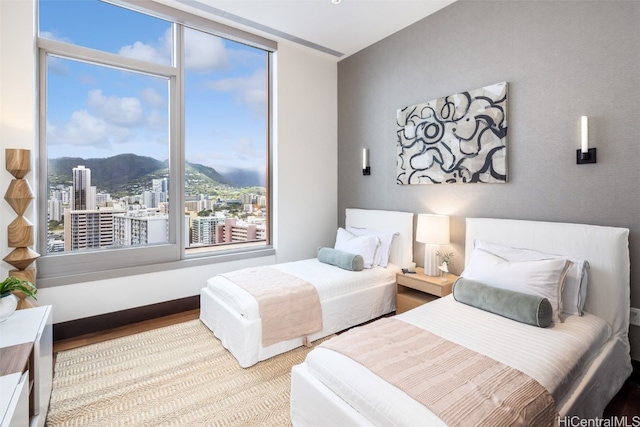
[4,149,39,309]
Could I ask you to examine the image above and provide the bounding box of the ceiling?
[170,0,456,60]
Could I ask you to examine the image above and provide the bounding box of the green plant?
[0,277,37,300]
[436,251,454,266]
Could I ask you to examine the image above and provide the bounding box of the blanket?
[321,317,557,427]
[222,266,322,347]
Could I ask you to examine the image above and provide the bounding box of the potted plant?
[0,277,37,322]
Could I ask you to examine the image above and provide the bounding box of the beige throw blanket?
[222,266,322,347]
[321,317,557,427]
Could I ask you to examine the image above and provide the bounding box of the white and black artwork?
[396,82,508,184]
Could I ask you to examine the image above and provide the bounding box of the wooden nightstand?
[396,267,459,314]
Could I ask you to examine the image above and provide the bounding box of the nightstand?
[396,267,459,314]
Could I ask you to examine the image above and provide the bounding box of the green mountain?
[47,154,249,197]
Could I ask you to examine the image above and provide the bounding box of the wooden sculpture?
[4,148,39,309]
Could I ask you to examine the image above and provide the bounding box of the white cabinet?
[0,306,52,427]
[0,372,29,427]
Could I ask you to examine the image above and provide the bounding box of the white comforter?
[306,295,611,427]
[206,258,399,319]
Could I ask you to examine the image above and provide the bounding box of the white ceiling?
[172,0,456,60]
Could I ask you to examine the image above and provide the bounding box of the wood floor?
[52,309,640,418]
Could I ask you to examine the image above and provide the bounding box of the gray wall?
[337,0,640,359]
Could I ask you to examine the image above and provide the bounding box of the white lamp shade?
[416,214,450,245]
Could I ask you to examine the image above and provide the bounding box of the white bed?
[291,217,632,425]
[200,208,414,368]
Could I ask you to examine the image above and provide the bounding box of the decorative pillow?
[317,247,364,271]
[334,228,380,269]
[460,248,572,323]
[346,227,397,267]
[474,240,589,316]
[452,277,553,328]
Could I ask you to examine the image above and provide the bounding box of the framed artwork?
[396,82,508,184]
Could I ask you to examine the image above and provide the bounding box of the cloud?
[47,110,130,147]
[140,87,166,108]
[117,28,171,66]
[116,27,230,72]
[205,69,267,117]
[87,89,144,126]
[184,27,230,71]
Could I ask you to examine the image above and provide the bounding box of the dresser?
[0,306,52,427]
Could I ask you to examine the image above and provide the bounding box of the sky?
[40,0,268,173]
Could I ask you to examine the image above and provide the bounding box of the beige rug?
[46,320,330,427]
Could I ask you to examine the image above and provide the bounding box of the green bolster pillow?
[452,277,553,328]
[317,247,364,271]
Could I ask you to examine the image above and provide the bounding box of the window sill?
[36,246,276,288]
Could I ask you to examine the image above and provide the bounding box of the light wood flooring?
[52,308,640,418]
[52,308,200,353]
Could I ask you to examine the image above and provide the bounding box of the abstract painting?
[396,82,508,184]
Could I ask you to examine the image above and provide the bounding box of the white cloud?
[87,89,144,126]
[47,110,130,147]
[184,28,230,71]
[140,87,165,108]
[117,28,171,66]
[205,69,267,117]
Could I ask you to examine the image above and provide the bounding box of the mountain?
[220,167,266,187]
[48,154,263,195]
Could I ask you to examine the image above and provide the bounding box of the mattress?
[305,295,611,426]
[205,258,399,320]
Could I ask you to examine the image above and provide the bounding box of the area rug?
[46,319,330,427]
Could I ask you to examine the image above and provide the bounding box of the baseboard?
[53,295,200,342]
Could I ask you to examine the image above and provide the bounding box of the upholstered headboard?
[345,208,414,268]
[465,218,630,342]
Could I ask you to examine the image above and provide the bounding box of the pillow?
[460,248,572,323]
[474,240,589,316]
[452,277,553,328]
[346,227,397,267]
[317,247,364,271]
[334,228,380,269]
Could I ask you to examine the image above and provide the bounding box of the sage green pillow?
[452,277,553,328]
[317,247,364,271]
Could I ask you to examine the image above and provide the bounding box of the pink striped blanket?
[222,266,322,347]
[321,317,557,426]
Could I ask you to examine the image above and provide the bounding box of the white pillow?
[346,227,397,267]
[334,228,380,269]
[461,248,572,323]
[474,240,589,316]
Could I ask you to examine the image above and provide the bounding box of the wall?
[0,1,338,324]
[337,0,640,359]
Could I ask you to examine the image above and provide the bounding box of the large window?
[37,0,274,282]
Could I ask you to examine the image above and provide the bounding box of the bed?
[290,217,632,425]
[200,208,414,368]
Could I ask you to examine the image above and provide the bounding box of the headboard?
[465,218,630,342]
[345,208,414,268]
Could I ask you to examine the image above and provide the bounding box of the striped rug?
[46,319,329,427]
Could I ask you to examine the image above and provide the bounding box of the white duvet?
[306,295,611,427]
[206,258,399,320]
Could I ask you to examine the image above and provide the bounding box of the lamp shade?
[416,214,450,245]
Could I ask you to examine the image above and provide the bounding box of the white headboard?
[345,208,414,268]
[465,218,630,342]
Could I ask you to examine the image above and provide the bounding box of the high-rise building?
[113,208,169,246]
[63,207,124,251]
[191,216,225,245]
[71,165,96,210]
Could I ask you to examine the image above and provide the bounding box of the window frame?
[36,0,276,287]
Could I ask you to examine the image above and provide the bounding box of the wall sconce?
[415,214,450,276]
[576,116,596,164]
[362,148,371,175]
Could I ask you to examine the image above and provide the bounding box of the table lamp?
[416,214,450,276]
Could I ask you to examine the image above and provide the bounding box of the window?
[37,0,274,283]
